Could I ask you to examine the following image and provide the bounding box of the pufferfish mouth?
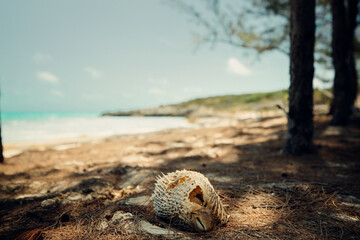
[196,217,207,231]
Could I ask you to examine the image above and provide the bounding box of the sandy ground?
[1,113,360,239]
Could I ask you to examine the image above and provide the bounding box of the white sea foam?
[2,113,194,144]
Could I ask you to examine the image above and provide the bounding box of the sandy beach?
[1,113,360,239]
[3,0,360,238]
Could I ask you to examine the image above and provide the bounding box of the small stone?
[111,211,133,224]
[61,192,93,205]
[97,220,109,231]
[140,220,179,235]
[117,196,150,206]
[41,199,57,208]
[67,192,92,201]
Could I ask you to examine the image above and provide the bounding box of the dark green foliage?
[173,89,331,111]
[176,90,288,110]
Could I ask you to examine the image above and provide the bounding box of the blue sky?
[0,0,290,112]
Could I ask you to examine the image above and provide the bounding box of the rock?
[111,211,133,224]
[111,211,136,233]
[61,192,93,205]
[96,220,109,231]
[140,220,179,235]
[67,192,92,201]
[110,212,180,236]
[41,198,58,208]
[117,195,151,206]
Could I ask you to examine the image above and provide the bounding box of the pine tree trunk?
[285,0,315,155]
[330,0,356,125]
[347,0,359,108]
[0,125,3,163]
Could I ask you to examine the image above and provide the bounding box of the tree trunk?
[330,0,358,125]
[0,125,3,163]
[347,0,359,108]
[285,0,315,155]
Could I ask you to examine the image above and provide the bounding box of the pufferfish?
[152,170,229,232]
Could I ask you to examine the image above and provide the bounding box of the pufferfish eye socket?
[196,217,206,231]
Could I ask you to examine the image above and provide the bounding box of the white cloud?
[51,90,63,97]
[37,71,59,84]
[34,53,52,64]
[227,57,251,75]
[84,67,102,79]
[148,87,166,95]
[184,87,203,93]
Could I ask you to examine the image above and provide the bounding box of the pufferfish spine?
[153,170,229,232]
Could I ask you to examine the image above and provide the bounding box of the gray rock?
[111,211,133,223]
[96,220,109,231]
[140,220,180,235]
[41,198,58,208]
[61,192,93,205]
[117,195,151,206]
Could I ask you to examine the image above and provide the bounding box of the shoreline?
[2,116,200,159]
[2,109,287,159]
[1,112,359,239]
[3,127,193,159]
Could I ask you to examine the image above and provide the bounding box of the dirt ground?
[0,113,360,239]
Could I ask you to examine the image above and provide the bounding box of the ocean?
[1,112,194,144]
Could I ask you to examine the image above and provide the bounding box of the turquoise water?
[1,112,193,144]
[1,111,99,123]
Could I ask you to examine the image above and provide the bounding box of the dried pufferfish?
[153,170,229,232]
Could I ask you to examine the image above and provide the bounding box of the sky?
[0,0,291,112]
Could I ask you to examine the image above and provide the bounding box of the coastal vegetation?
[1,0,360,239]
[103,89,334,117]
[175,89,333,110]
